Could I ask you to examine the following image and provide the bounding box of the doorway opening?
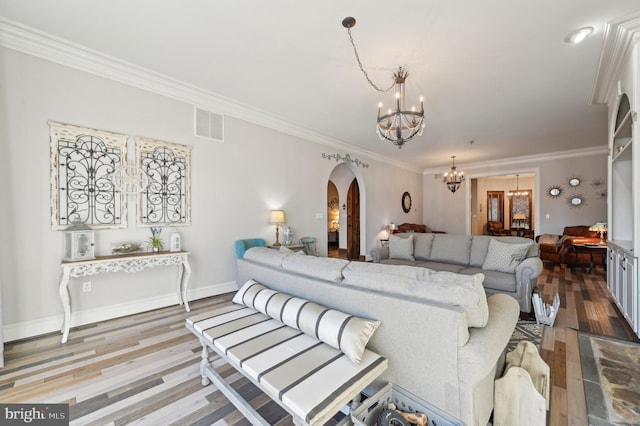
[327,164,363,260]
[470,173,536,238]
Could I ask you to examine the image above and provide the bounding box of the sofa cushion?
[233,279,380,364]
[469,236,493,267]
[343,263,488,328]
[389,234,415,260]
[343,262,429,280]
[460,267,517,292]
[282,254,349,282]
[482,239,532,273]
[429,235,472,265]
[380,259,421,267]
[419,261,467,273]
[413,233,435,260]
[243,247,291,267]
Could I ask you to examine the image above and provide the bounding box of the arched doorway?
[328,164,362,260]
[346,178,360,260]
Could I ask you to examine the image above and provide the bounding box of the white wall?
[0,47,423,340]
[423,152,608,236]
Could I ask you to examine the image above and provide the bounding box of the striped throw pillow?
[233,279,380,364]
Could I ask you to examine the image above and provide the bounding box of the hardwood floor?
[537,262,638,425]
[1,262,637,425]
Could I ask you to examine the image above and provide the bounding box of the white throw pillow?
[389,234,415,261]
[233,279,380,364]
[482,239,532,273]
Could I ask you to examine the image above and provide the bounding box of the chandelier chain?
[346,28,395,93]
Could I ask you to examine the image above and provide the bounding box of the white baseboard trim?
[3,281,238,342]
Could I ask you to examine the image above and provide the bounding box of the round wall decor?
[546,185,563,198]
[402,191,412,213]
[568,194,585,207]
[568,176,582,187]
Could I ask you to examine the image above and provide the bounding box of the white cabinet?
[608,242,638,335]
[595,14,640,338]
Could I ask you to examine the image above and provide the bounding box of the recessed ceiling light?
[566,27,594,44]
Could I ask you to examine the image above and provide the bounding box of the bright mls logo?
[0,404,68,425]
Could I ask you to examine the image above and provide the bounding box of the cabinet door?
[607,247,616,294]
[616,250,625,311]
[622,255,638,333]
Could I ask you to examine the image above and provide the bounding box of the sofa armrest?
[515,257,543,285]
[458,293,519,425]
[370,246,389,263]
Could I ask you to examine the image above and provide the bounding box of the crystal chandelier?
[443,156,465,193]
[376,67,425,148]
[507,174,528,198]
[342,17,425,149]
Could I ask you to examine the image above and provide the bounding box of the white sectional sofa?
[235,246,520,426]
[370,233,543,312]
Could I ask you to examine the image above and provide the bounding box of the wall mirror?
[546,185,563,198]
[569,196,584,207]
[568,177,581,187]
[486,191,504,226]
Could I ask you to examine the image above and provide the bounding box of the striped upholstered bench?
[186,280,387,426]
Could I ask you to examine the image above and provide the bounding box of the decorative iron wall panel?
[135,136,191,226]
[50,121,128,230]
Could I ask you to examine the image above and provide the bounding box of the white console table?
[58,251,191,344]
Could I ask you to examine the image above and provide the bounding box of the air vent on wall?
[433,173,443,180]
[194,107,224,142]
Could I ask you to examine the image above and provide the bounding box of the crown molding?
[0,17,420,173]
[591,12,640,105]
[422,145,608,174]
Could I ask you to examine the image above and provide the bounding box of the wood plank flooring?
[1,262,637,425]
[537,262,639,426]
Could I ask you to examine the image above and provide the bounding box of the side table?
[571,243,607,274]
[59,251,191,343]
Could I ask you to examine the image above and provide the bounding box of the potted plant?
[147,227,163,252]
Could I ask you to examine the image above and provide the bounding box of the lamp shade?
[589,222,608,232]
[269,210,286,224]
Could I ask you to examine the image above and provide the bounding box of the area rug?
[578,332,640,425]
[507,320,544,352]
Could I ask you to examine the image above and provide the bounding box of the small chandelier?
[443,156,465,193]
[507,174,528,198]
[342,17,425,149]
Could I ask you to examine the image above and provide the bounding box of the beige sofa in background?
[370,233,543,312]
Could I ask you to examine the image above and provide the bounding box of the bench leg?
[199,339,211,386]
[204,364,271,426]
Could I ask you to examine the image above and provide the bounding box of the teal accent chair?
[234,238,267,259]
[300,237,317,256]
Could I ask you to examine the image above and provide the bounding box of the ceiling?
[1,1,639,170]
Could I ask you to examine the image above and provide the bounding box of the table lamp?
[269,210,286,246]
[589,222,608,244]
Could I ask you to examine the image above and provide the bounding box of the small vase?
[152,246,160,253]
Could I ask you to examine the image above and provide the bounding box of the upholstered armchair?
[536,226,603,266]
[234,238,266,259]
[487,221,510,236]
